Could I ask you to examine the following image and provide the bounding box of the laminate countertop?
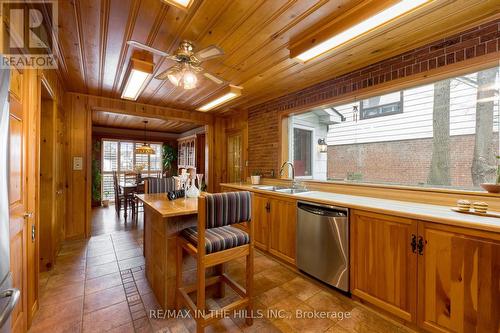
[220,183,500,234]
[136,193,198,218]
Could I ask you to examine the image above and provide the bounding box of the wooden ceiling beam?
[69,92,213,125]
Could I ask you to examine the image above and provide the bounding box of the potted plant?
[91,141,102,207]
[480,155,500,193]
[102,192,110,207]
[251,170,262,185]
[497,155,500,184]
[162,144,178,177]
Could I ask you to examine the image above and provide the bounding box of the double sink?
[252,185,309,194]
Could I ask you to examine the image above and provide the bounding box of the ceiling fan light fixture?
[167,67,182,87]
[291,0,432,62]
[167,64,198,90]
[197,85,242,112]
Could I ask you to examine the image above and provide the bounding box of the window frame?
[290,124,315,179]
[359,91,404,120]
[101,138,163,201]
[278,58,500,197]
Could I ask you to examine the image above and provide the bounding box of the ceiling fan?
[127,40,226,90]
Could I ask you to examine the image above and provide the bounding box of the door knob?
[23,212,33,219]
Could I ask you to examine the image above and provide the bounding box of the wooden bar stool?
[176,191,253,333]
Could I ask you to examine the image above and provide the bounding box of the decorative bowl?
[480,183,500,193]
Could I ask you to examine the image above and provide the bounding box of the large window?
[102,139,163,201]
[287,65,500,190]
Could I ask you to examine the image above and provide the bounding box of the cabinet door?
[351,210,418,323]
[418,223,500,333]
[251,194,269,251]
[269,198,296,264]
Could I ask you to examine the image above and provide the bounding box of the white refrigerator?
[0,60,20,333]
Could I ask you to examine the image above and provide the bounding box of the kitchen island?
[136,193,199,309]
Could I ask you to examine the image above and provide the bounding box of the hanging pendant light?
[135,120,155,155]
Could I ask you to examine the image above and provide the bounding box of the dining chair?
[144,177,176,194]
[124,172,138,184]
[176,191,253,333]
[112,171,125,214]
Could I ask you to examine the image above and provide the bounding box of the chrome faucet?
[279,161,296,188]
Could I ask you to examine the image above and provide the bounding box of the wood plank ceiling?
[56,0,500,113]
[92,110,200,133]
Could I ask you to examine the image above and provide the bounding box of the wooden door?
[226,131,243,183]
[350,210,418,323]
[418,223,500,333]
[8,85,28,333]
[268,198,296,264]
[251,193,269,251]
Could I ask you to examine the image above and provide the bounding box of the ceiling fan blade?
[127,40,170,57]
[155,66,177,80]
[203,71,226,85]
[194,45,224,62]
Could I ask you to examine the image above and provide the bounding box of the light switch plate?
[73,157,83,170]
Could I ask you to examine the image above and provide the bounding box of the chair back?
[145,177,176,194]
[112,171,120,201]
[124,172,138,184]
[203,191,252,229]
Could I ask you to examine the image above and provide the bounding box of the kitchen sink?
[275,188,309,194]
[252,185,287,191]
[252,185,309,194]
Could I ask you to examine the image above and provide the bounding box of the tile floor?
[29,207,417,333]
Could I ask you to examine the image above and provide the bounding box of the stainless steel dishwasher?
[296,201,349,292]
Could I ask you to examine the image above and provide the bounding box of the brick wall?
[248,19,500,175]
[327,134,500,189]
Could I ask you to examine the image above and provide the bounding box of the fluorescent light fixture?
[197,85,242,112]
[121,69,150,100]
[293,0,432,62]
[121,55,153,101]
[162,0,193,10]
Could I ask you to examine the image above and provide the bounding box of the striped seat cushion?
[206,191,251,228]
[146,177,176,194]
[180,225,249,254]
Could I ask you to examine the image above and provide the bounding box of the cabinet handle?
[411,234,417,253]
[265,202,270,212]
[417,236,425,255]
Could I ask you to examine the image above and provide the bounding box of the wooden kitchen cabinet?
[417,222,500,333]
[249,193,296,264]
[350,210,418,323]
[268,197,296,264]
[252,193,270,251]
[351,209,500,333]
